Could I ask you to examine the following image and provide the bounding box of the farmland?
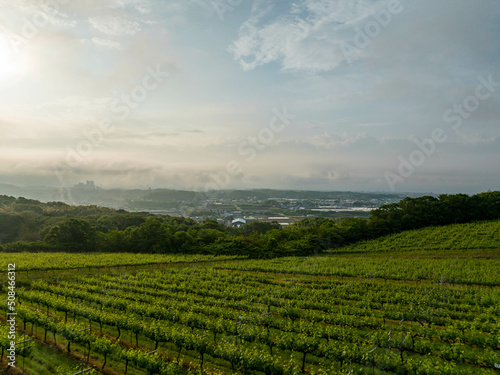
[1,220,499,374]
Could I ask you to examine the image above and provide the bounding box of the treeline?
[369,191,500,232]
[0,195,147,243]
[0,192,499,257]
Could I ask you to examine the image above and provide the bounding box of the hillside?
[341,220,500,254]
[0,195,149,244]
[1,192,500,259]
[1,221,498,374]
[219,221,500,286]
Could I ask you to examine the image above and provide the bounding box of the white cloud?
[108,0,152,14]
[91,37,122,49]
[0,0,499,193]
[229,0,389,72]
[89,15,142,36]
[306,131,368,148]
[34,96,117,125]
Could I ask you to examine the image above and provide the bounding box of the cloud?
[89,15,142,36]
[230,0,500,77]
[91,37,122,49]
[0,130,498,193]
[0,0,71,23]
[39,96,110,110]
[36,96,116,122]
[455,133,498,146]
[355,122,391,128]
[108,0,152,14]
[229,0,389,72]
[0,0,498,194]
[306,131,368,148]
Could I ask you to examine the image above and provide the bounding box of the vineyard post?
[301,351,307,373]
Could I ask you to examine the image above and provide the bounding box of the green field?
[1,221,499,374]
[340,220,500,254]
[0,253,243,273]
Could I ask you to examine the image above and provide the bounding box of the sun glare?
[0,36,26,77]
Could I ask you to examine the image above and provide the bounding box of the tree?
[98,230,130,253]
[128,218,172,253]
[172,231,196,253]
[337,217,369,243]
[44,218,98,252]
[240,221,281,236]
[195,228,226,246]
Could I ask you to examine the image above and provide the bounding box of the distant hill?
[0,183,24,196]
[0,184,407,209]
[1,192,499,257]
[0,195,148,244]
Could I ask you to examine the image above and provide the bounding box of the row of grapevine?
[10,266,499,374]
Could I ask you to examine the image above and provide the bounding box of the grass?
[0,337,80,375]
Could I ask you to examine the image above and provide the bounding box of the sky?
[0,0,499,194]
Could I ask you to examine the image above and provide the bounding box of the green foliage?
[5,249,498,374]
[370,191,500,234]
[1,191,500,257]
[240,221,281,235]
[343,220,500,254]
[44,218,98,252]
[0,213,24,243]
[0,195,152,244]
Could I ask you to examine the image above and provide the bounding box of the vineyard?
[0,254,243,273]
[1,221,499,374]
[339,220,500,254]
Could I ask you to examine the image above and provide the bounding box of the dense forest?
[0,191,499,257]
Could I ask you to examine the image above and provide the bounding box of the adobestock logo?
[111,64,170,119]
[341,0,403,64]
[443,75,500,131]
[205,0,243,21]
[7,0,70,52]
[384,74,499,192]
[384,129,448,192]
[200,107,296,199]
[52,63,169,184]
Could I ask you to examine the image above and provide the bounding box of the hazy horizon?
[0,180,482,197]
[0,0,499,194]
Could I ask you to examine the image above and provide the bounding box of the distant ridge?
[0,184,409,208]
